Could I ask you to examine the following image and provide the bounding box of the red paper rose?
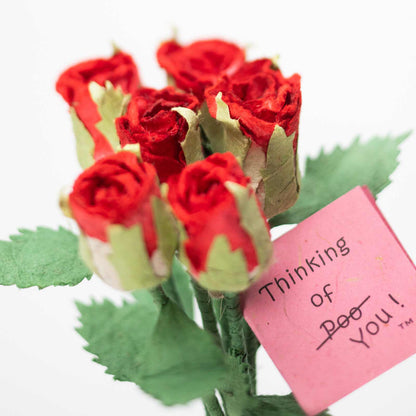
[69,151,159,253]
[157,39,245,102]
[116,87,200,183]
[201,59,302,218]
[68,151,178,291]
[168,152,272,291]
[205,59,301,152]
[56,51,140,159]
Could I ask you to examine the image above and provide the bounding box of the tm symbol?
[398,318,413,329]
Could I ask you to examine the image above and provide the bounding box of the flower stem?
[223,293,245,356]
[191,281,225,415]
[212,297,230,351]
[203,393,225,416]
[243,320,260,395]
[150,285,169,306]
[223,293,251,395]
[191,281,222,347]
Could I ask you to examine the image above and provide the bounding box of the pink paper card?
[242,186,416,415]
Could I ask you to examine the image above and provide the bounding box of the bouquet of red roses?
[0,37,407,416]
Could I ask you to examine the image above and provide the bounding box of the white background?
[1,0,416,415]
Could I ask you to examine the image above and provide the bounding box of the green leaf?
[138,300,227,405]
[70,108,95,169]
[161,257,194,319]
[77,294,225,406]
[242,394,331,416]
[76,290,159,382]
[89,81,130,151]
[0,227,92,288]
[221,355,251,416]
[269,133,410,228]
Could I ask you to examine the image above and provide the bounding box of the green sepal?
[172,106,204,164]
[166,74,176,87]
[0,227,92,288]
[197,235,250,292]
[225,182,273,274]
[138,300,227,405]
[76,290,159,383]
[120,143,142,160]
[89,80,130,151]
[177,221,192,271]
[269,132,410,228]
[261,125,300,218]
[78,232,97,274]
[242,141,267,191]
[111,41,121,55]
[151,196,178,267]
[107,224,168,291]
[69,108,95,169]
[200,94,251,161]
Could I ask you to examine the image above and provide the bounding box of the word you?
[316,294,404,350]
[259,237,350,302]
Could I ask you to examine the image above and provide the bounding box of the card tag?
[242,186,416,415]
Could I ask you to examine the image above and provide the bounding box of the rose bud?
[168,152,272,292]
[202,59,302,219]
[68,151,177,291]
[56,50,140,162]
[157,39,245,102]
[115,86,203,183]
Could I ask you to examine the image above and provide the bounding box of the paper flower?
[68,151,177,290]
[56,51,140,160]
[157,39,245,102]
[115,86,203,183]
[202,59,302,218]
[168,152,272,292]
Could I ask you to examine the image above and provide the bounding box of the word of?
[311,284,333,307]
[259,237,350,302]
